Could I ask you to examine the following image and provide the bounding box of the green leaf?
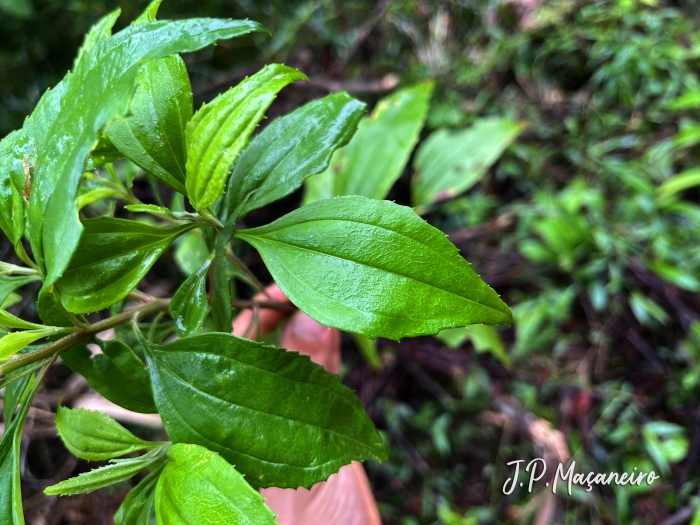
[73,9,121,68]
[61,339,157,414]
[0,355,51,392]
[657,168,700,201]
[56,406,159,461]
[175,232,210,276]
[0,309,49,330]
[1,294,20,310]
[185,64,307,210]
[105,54,192,195]
[114,465,163,525]
[0,328,65,360]
[3,375,32,426]
[323,82,433,201]
[221,92,366,222]
[170,258,211,338]
[24,17,267,287]
[145,332,387,488]
[0,129,31,247]
[134,0,163,25]
[438,325,511,368]
[0,275,40,306]
[37,288,75,327]
[237,196,512,340]
[44,445,168,496]
[155,443,276,524]
[646,260,700,292]
[629,291,670,326]
[0,371,39,525]
[54,218,197,313]
[412,119,525,211]
[302,166,335,205]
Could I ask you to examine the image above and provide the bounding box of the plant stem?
[199,208,225,230]
[0,299,170,379]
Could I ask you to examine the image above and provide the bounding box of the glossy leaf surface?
[237,196,512,340]
[24,16,266,286]
[221,92,365,222]
[145,332,387,488]
[114,466,162,525]
[318,82,433,202]
[54,218,196,313]
[44,446,167,496]
[105,55,192,194]
[61,339,157,413]
[185,64,306,210]
[0,374,37,525]
[56,406,159,461]
[169,258,211,337]
[412,118,525,211]
[155,443,276,525]
[0,130,30,247]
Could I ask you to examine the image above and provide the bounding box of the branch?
[0,299,170,379]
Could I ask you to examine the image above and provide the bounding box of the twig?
[0,299,170,378]
[128,290,155,303]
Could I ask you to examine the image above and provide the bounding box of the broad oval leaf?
[105,55,192,195]
[56,406,159,461]
[308,82,433,203]
[54,218,197,313]
[25,16,267,286]
[185,64,307,210]
[169,258,211,338]
[237,196,512,340]
[220,92,366,222]
[114,466,162,525]
[412,118,526,211]
[44,445,167,496]
[61,339,157,414]
[145,332,387,489]
[155,444,276,525]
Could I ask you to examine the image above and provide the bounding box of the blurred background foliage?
[4,0,700,523]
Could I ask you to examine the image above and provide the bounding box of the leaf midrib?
[241,218,508,318]
[154,349,383,457]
